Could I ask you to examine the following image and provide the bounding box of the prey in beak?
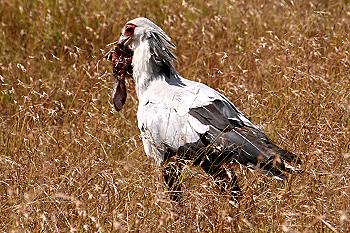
[106,23,136,111]
[106,41,133,111]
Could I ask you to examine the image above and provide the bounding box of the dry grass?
[1,0,350,232]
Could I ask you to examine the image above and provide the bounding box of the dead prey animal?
[106,44,133,111]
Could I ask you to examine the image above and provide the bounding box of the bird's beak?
[118,34,131,47]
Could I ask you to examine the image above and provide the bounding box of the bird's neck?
[132,40,174,98]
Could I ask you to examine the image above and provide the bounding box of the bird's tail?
[206,126,302,179]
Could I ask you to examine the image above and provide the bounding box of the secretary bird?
[108,17,301,202]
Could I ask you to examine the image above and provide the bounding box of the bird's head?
[118,17,158,50]
[118,17,175,54]
[118,17,176,73]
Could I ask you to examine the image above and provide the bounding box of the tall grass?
[1,0,349,232]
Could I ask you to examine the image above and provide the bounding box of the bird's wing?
[186,80,301,170]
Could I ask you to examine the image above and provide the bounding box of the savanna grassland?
[1,0,350,232]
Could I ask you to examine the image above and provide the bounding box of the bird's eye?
[124,24,135,36]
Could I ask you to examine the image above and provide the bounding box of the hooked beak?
[118,34,131,47]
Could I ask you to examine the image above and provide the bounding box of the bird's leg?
[200,159,241,201]
[163,161,183,202]
[227,171,242,202]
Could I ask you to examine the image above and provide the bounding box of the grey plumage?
[114,17,302,202]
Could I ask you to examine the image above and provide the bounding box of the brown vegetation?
[1,0,349,232]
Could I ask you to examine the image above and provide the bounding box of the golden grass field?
[1,0,350,232]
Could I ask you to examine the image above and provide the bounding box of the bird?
[111,17,302,202]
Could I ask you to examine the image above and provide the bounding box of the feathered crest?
[145,29,176,77]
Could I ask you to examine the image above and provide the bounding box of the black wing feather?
[188,98,301,177]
